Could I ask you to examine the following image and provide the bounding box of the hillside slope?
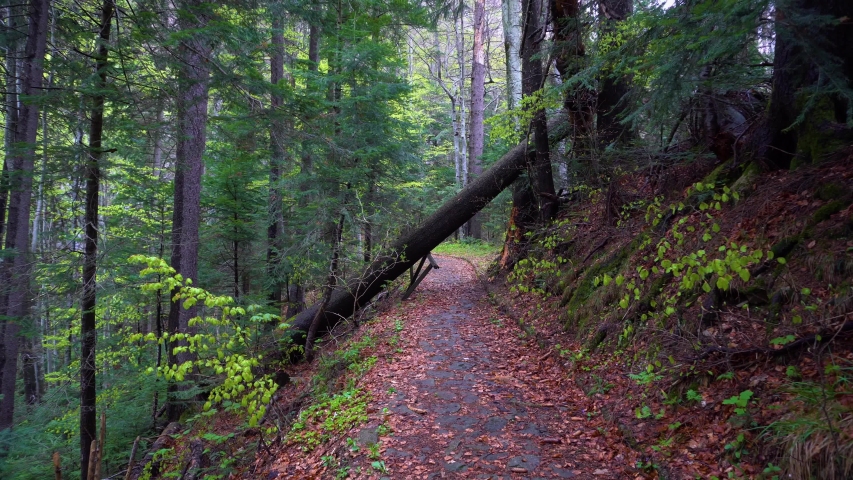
[492,153,853,478]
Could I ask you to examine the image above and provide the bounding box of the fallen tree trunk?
[290,114,569,337]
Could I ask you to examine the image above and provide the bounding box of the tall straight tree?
[80,1,113,477]
[167,0,211,421]
[467,0,486,238]
[0,0,49,431]
[762,0,853,169]
[268,10,286,308]
[521,0,556,222]
[501,0,522,115]
[596,0,633,146]
[552,0,594,157]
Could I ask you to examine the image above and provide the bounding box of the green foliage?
[130,255,283,427]
[723,390,754,416]
[287,387,371,451]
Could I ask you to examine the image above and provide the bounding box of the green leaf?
[712,223,721,233]
[777,257,787,264]
[738,269,750,282]
[716,276,730,290]
[770,335,795,346]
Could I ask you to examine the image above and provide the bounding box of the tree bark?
[467,0,487,239]
[761,0,853,169]
[552,0,595,158]
[521,0,556,222]
[289,114,569,338]
[167,0,210,421]
[501,0,523,115]
[268,13,286,307]
[0,0,49,431]
[596,0,633,147]
[80,2,113,477]
[304,211,345,360]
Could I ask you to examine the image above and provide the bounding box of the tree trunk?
[521,0,556,222]
[167,0,210,421]
[0,0,22,402]
[304,211,345,360]
[81,2,113,476]
[552,0,595,159]
[289,114,569,338]
[467,0,486,239]
[762,0,853,169]
[596,0,633,147]
[267,13,286,307]
[0,0,49,431]
[501,0,523,116]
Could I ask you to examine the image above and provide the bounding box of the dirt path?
[343,256,634,479]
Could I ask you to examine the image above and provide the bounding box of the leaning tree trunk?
[289,114,569,337]
[0,0,49,431]
[81,1,113,477]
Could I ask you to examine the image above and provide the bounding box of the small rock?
[357,427,379,446]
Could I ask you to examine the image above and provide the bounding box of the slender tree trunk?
[81,1,113,477]
[501,0,523,116]
[0,0,49,431]
[167,0,210,421]
[467,0,486,239]
[304,211,345,361]
[268,13,285,306]
[0,1,22,396]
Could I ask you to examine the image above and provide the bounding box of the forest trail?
[291,256,640,479]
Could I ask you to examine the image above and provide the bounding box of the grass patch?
[433,239,500,258]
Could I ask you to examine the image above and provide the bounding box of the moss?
[810,200,847,225]
[730,161,761,198]
[771,236,801,259]
[688,160,733,201]
[816,183,850,202]
[794,96,841,165]
[636,272,674,315]
[562,233,649,332]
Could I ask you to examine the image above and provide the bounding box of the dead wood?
[289,114,569,339]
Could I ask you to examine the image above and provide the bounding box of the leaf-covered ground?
[263,256,642,479]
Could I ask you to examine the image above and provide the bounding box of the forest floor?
[262,256,643,479]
